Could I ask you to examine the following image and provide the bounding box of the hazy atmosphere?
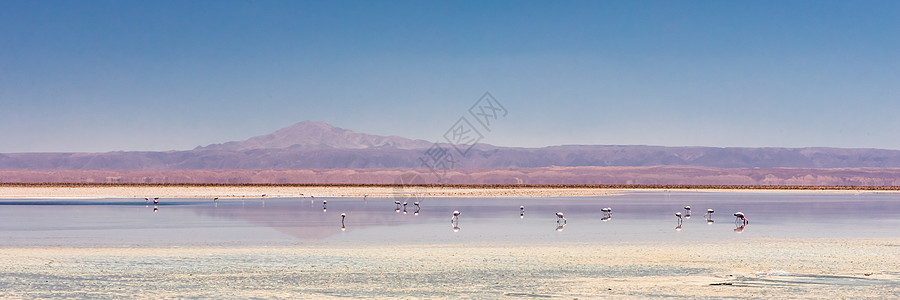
[2,1,899,152]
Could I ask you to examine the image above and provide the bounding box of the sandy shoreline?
[1,239,897,298]
[0,185,896,199]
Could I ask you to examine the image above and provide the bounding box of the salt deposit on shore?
[1,239,896,298]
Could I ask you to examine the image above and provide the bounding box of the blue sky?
[1,0,898,152]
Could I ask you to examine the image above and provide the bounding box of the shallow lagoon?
[2,191,899,247]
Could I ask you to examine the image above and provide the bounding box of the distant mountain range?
[3,121,900,170]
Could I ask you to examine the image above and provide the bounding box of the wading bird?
[520,205,525,218]
[556,212,566,224]
[734,212,749,224]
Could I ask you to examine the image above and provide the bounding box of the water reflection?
[734,223,747,233]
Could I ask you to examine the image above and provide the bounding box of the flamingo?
[556,212,566,224]
[153,197,159,205]
[413,202,420,215]
[734,212,749,224]
[520,205,525,218]
[601,207,612,217]
[451,211,461,232]
[341,213,347,231]
[705,208,715,224]
[675,212,683,223]
[683,206,692,219]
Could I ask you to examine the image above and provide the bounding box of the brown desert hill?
[3,121,900,171]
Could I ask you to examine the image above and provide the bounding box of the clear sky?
[1,0,899,152]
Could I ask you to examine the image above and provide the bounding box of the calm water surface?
[2,191,899,247]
